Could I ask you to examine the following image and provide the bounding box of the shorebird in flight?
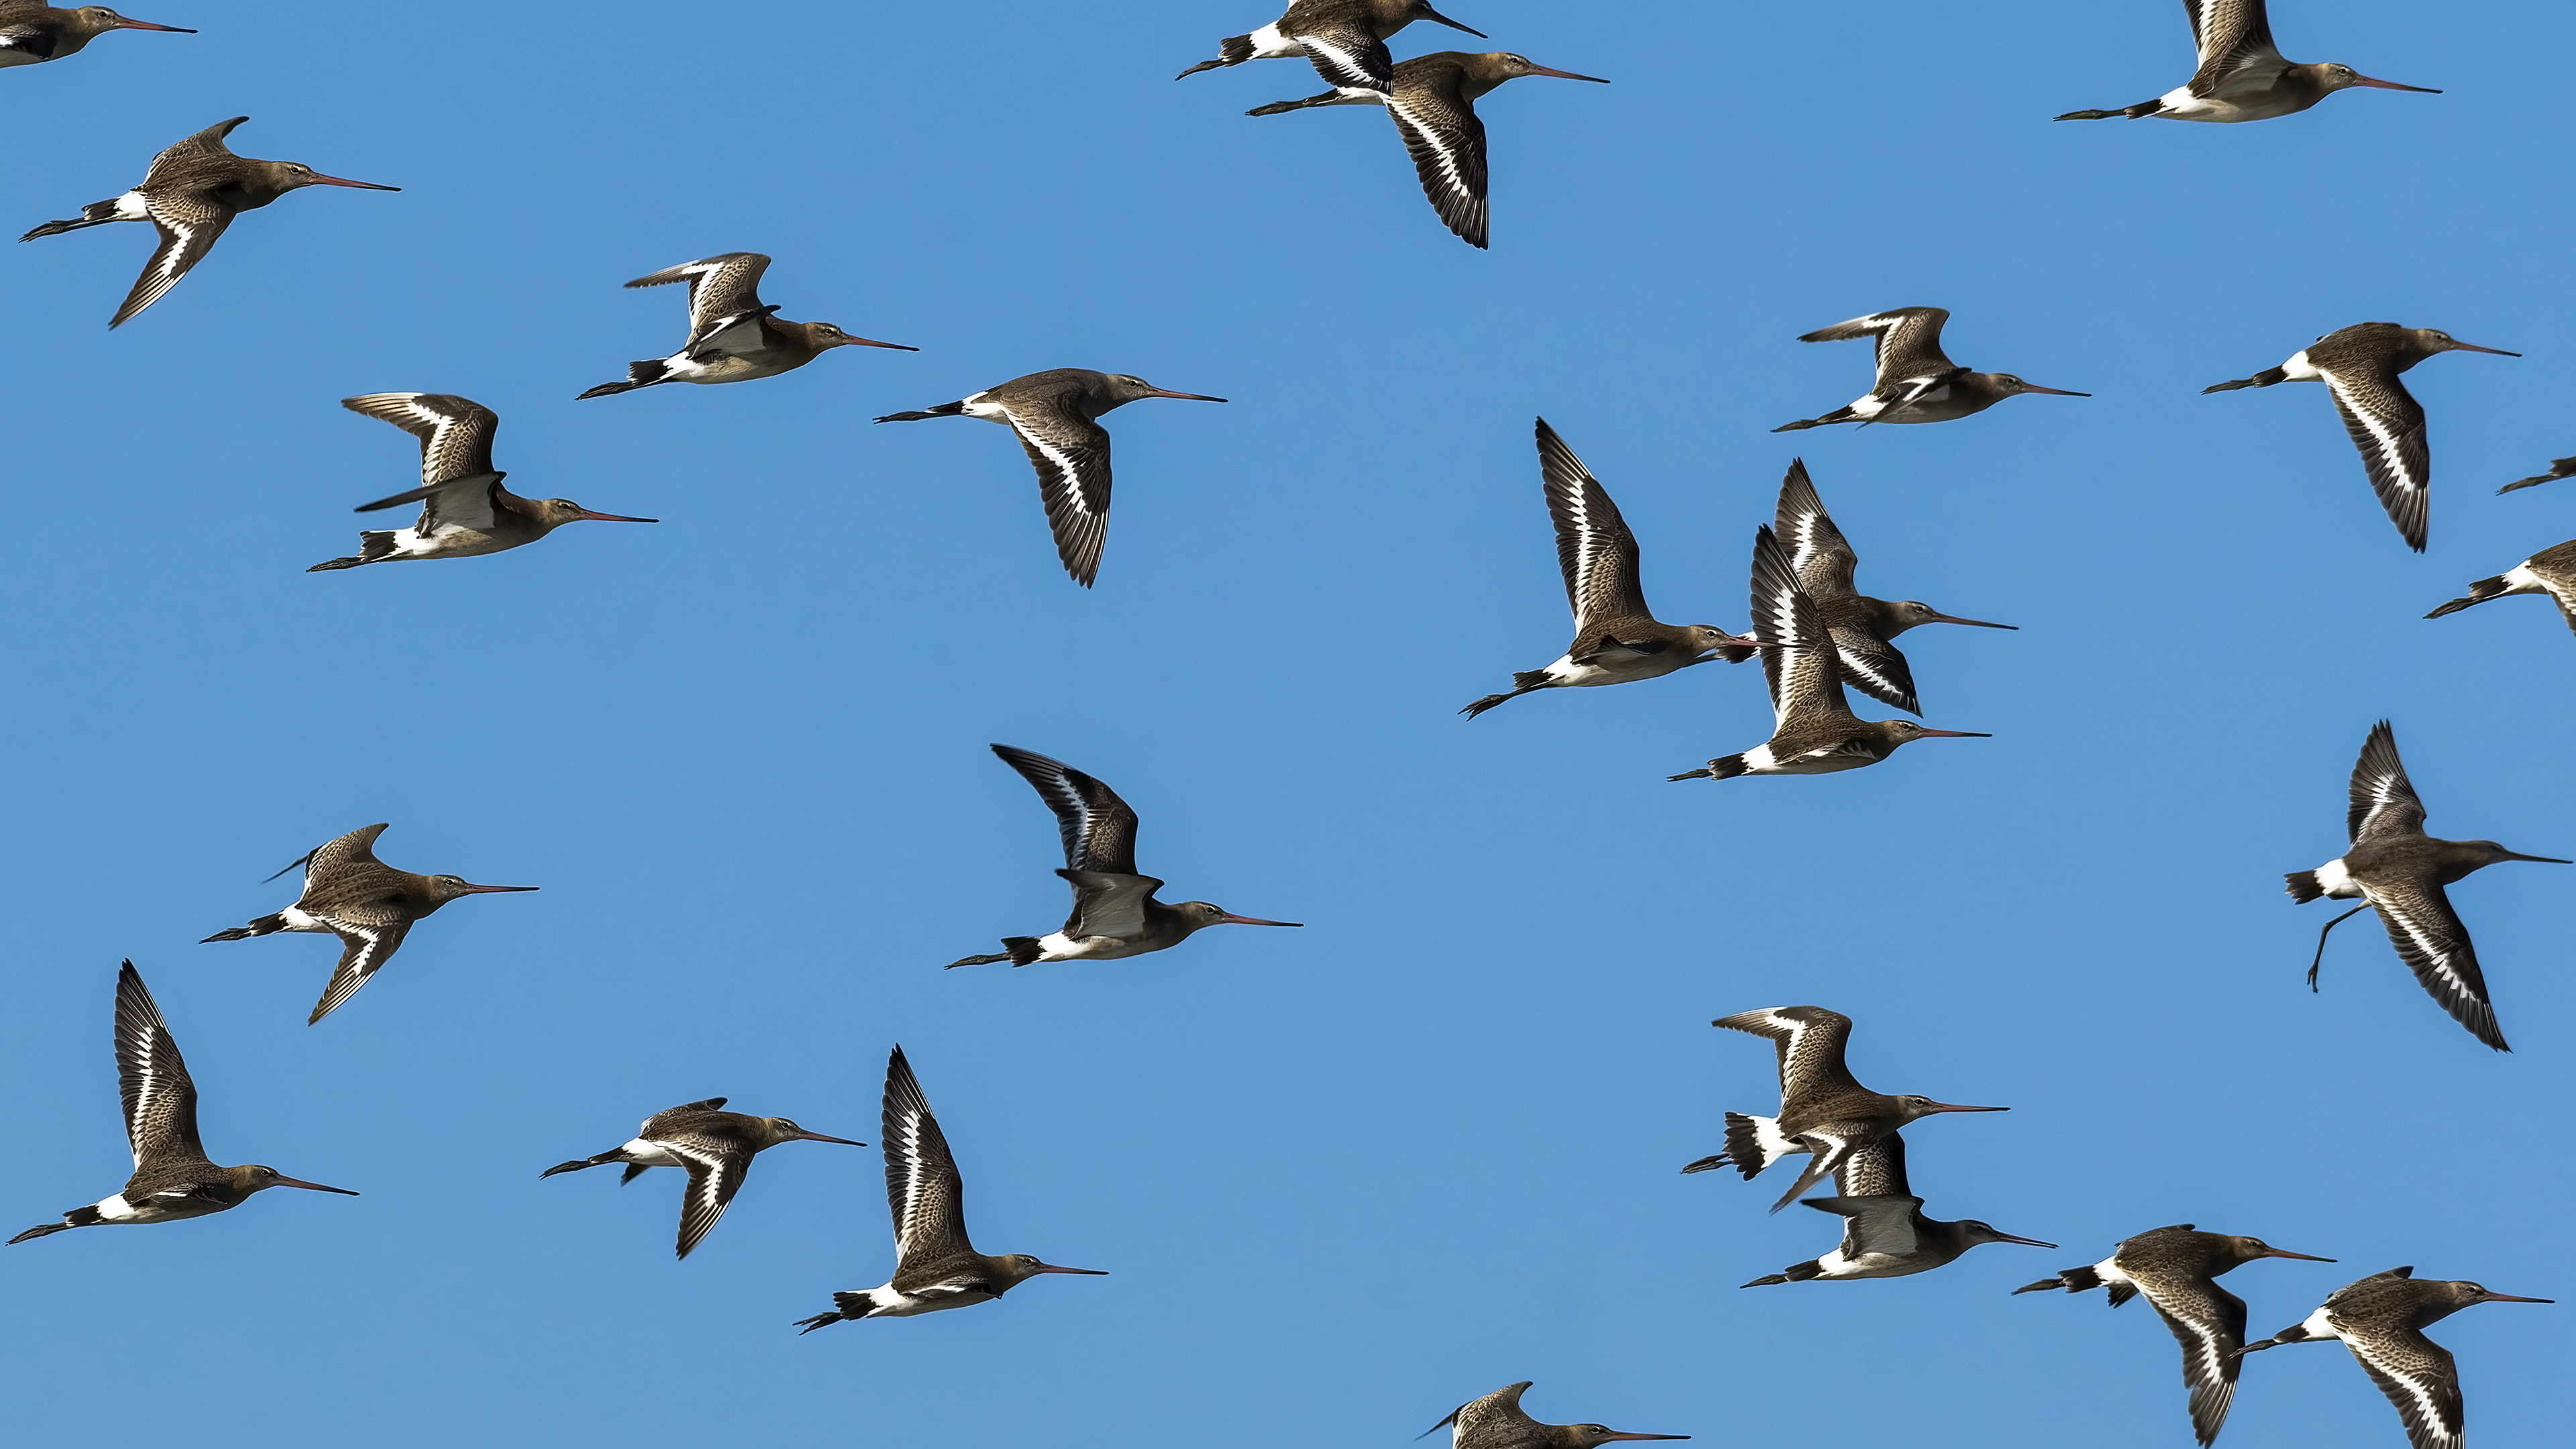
[2205,323,2517,552]
[875,368,1224,587]
[541,1099,863,1260]
[1680,1006,2006,1214]
[947,745,1298,969]
[2286,722,2565,1052]
[10,963,357,1244]
[19,115,395,327]
[1774,307,2084,432]
[2240,1267,2552,1449]
[1177,0,1483,94]
[1739,1132,2053,1287]
[0,5,191,68]
[2017,1224,2337,1447]
[311,393,655,570]
[2426,540,2576,639]
[1669,527,1988,782]
[1247,50,1607,250]
[2059,1,2438,123]
[1424,1382,1686,1449]
[792,1046,1103,1331]
[201,823,538,1024]
[576,252,913,399]
[1463,419,1761,719]
[1772,458,2015,716]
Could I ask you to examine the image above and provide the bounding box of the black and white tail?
[18,199,124,242]
[2283,869,2324,904]
[945,936,1043,969]
[1741,1258,1824,1288]
[576,359,669,400]
[1678,1113,1786,1180]
[792,1291,879,1334]
[1175,34,1255,80]
[2425,574,2511,617]
[874,400,965,423]
[2012,1263,2104,1296]
[202,912,292,943]
[307,531,400,573]
[1669,754,1750,783]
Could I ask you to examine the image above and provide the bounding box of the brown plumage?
[2057,0,2438,124]
[199,823,539,1024]
[2424,539,2576,639]
[1773,307,2086,431]
[541,1098,863,1260]
[0,5,191,68]
[2241,1267,2553,1449]
[9,962,357,1244]
[576,252,914,399]
[1177,0,1487,93]
[1424,1382,1686,1449]
[17,115,396,327]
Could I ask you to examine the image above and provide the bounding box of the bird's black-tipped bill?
[275,1177,360,1195]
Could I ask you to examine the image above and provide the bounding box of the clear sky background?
[2,2,2569,1445]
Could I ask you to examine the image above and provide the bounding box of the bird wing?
[142,116,250,180]
[1060,869,1165,942]
[2318,364,2431,551]
[1800,307,1954,391]
[680,308,780,362]
[2341,1324,2463,1449]
[1535,420,1650,631]
[2361,878,2504,1050]
[1384,60,1489,249]
[987,745,1140,875]
[1803,1194,1926,1257]
[1748,525,1853,729]
[1827,626,1921,716]
[656,1128,755,1260]
[114,963,205,1168]
[2133,1272,2249,1448]
[2347,720,2426,843]
[1432,1382,1539,1444]
[112,193,233,328]
[1714,1006,1865,1101]
[303,918,413,1026]
[1283,3,1396,92]
[881,1047,971,1265]
[622,252,771,333]
[2184,0,2287,99]
[299,823,392,885]
[638,1100,729,1136]
[1833,1130,1911,1197]
[998,390,1115,588]
[0,17,56,60]
[1773,459,1860,599]
[341,394,504,532]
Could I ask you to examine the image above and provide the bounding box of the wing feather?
[987,745,1140,875]
[2363,880,2506,1050]
[2320,368,2430,551]
[115,963,205,1167]
[2133,1272,2249,1448]
[303,918,413,1025]
[881,1047,971,1265]
[1534,420,1648,630]
[1384,63,1489,249]
[622,252,771,332]
[2347,720,2426,843]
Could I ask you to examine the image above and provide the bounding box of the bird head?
[803,321,918,354]
[2462,841,2572,870]
[1874,721,1993,751]
[529,498,659,529]
[421,875,541,908]
[1099,374,1228,409]
[258,160,402,198]
[1548,1426,1687,1448]
[2409,329,2519,360]
[753,1117,865,1150]
[2218,1235,2337,1269]
[228,1165,359,1199]
[1986,374,2089,400]
[989,1253,1108,1291]
[1175,902,1304,934]
[1956,1220,2057,1250]
[2312,63,2440,98]
[1886,600,2017,635]
[1890,1094,2008,1124]
[68,8,197,40]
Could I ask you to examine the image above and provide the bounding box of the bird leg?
[2306,905,2371,991]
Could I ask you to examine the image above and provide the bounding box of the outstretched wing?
[621,252,771,333]
[657,1129,755,1260]
[1833,1130,1911,1197]
[2184,0,2288,99]
[2363,880,2505,1051]
[987,745,1140,876]
[143,116,250,180]
[998,391,1115,588]
[1773,459,1860,600]
[341,394,505,533]
[1535,419,1648,631]
[2318,364,2430,551]
[2343,1325,2463,1449]
[882,1047,972,1265]
[1748,525,1851,727]
[1285,8,1395,93]
[303,919,413,1026]
[1804,1194,1926,1258]
[2347,720,2425,843]
[2133,1272,2249,1448]
[1713,1005,1864,1101]
[1430,1382,1539,1444]
[111,193,232,328]
[1385,60,1489,249]
[1799,307,1954,392]
[115,963,205,1167]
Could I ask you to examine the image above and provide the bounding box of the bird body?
[576,252,913,399]
[1772,459,2013,716]
[1679,1006,2005,1214]
[947,746,1297,969]
[310,393,655,570]
[2426,539,2576,638]
[17,115,396,327]
[1462,419,1759,719]
[2286,721,2566,1052]
[875,368,1224,587]
[1739,1134,2053,1285]
[792,1047,1103,1332]
[10,963,357,1244]
[2239,1267,2552,1449]
[1246,50,1607,250]
[0,4,192,67]
[1177,0,1485,94]
[200,823,539,1024]
[2015,1224,2336,1446]
[1426,1383,1686,1449]
[541,1098,861,1259]
[1669,527,1988,781]
[1773,308,2084,432]
[2059,1,2437,123]
[2204,323,2516,552]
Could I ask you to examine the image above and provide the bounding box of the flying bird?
[2239,1267,2552,1449]
[2286,721,2566,1053]
[9,962,357,1244]
[18,115,396,328]
[1679,1006,2006,1214]
[2498,456,2576,494]
[1177,0,1484,93]
[2425,540,2576,639]
[0,5,191,68]
[792,1046,1104,1331]
[576,252,914,399]
[2204,323,2517,552]
[1668,527,1989,782]
[947,745,1298,969]
[1772,458,2015,716]
[1774,307,2085,432]
[1424,1382,1686,1449]
[1246,51,1607,250]
[2059,0,2438,123]
[1462,419,1761,720]
[1739,1133,2054,1287]
[540,1099,863,1260]
[310,393,655,571]
[2017,1224,2337,1446]
[200,823,539,1024]
[874,368,1225,588]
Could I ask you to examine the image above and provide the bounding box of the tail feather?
[202,913,290,944]
[1247,89,1340,116]
[2426,574,2510,618]
[2012,1264,2103,1296]
[1176,34,1254,79]
[308,532,398,573]
[2283,870,2323,904]
[2499,458,2576,494]
[794,1294,871,1334]
[875,401,965,423]
[18,199,123,242]
[946,937,1044,969]
[1772,408,1856,433]
[1743,1259,1825,1287]
[1670,755,1750,783]
[578,358,668,400]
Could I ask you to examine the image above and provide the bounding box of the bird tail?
[7,1220,75,1245]
[2012,1264,2102,1296]
[1703,1112,1792,1180]
[1771,408,1854,433]
[1460,680,1548,719]
[1670,755,1749,783]
[1741,1260,1824,1288]
[18,199,123,242]
[2498,458,2576,494]
[2203,367,2289,394]
[874,401,965,423]
[2054,99,2166,121]
[578,359,667,400]
[946,937,1044,969]
[1176,34,1254,79]
[307,531,399,573]
[1247,90,1342,116]
[2282,870,2324,904]
[794,1296,867,1334]
[202,912,290,943]
[2425,574,2510,618]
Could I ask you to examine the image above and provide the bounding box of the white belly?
[91,1193,152,1224]
[1034,930,1140,961]
[861,1282,994,1318]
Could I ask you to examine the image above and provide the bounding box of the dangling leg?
[2307,905,2371,991]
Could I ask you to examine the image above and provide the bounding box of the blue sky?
[1,1,2567,1445]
